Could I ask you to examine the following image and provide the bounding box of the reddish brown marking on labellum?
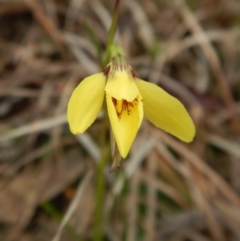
[112,97,122,118]
[112,97,139,119]
[112,97,117,107]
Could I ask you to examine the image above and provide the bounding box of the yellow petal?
[67,73,106,134]
[136,79,195,142]
[106,94,143,158]
[105,69,139,101]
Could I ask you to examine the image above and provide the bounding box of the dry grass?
[0,0,240,240]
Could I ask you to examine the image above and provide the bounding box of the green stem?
[93,1,121,240]
[93,149,110,241]
[104,0,121,65]
[93,116,111,241]
[93,105,110,241]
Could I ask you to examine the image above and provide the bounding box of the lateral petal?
[106,94,143,158]
[136,79,195,142]
[67,73,106,134]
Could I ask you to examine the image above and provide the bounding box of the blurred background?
[1,0,240,241]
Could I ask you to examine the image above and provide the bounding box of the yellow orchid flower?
[67,55,195,158]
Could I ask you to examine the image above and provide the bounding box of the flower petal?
[105,70,139,101]
[106,94,143,158]
[136,79,195,142]
[67,73,106,134]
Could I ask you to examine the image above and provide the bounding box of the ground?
[0,0,240,241]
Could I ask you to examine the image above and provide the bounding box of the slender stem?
[104,0,121,65]
[93,148,110,241]
[93,1,121,240]
[93,105,110,241]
